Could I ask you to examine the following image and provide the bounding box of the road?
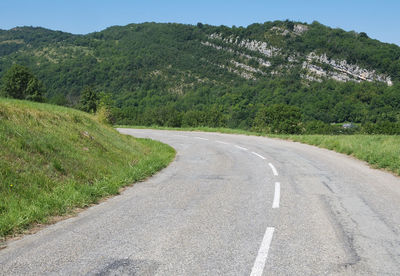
[1,129,400,275]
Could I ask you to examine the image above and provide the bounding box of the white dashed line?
[272,182,280,209]
[268,163,278,176]
[194,137,209,141]
[250,227,275,276]
[216,140,230,145]
[251,152,266,160]
[235,145,248,151]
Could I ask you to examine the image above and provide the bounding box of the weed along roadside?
[0,98,175,242]
[272,134,400,176]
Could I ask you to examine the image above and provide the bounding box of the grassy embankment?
[117,125,400,176]
[274,134,400,175]
[0,99,175,240]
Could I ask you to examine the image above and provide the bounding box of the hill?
[0,21,399,130]
[0,98,175,239]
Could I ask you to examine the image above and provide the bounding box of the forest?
[0,21,399,134]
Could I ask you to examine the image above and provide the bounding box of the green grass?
[0,99,175,239]
[117,125,400,176]
[273,134,400,175]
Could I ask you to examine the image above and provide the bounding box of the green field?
[118,125,400,176]
[0,99,175,239]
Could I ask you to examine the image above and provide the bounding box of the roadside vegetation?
[117,125,400,176]
[0,98,175,239]
[273,134,400,175]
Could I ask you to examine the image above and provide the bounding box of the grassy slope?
[0,100,175,239]
[117,125,400,176]
[274,134,400,175]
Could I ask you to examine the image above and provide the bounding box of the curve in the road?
[180,133,280,276]
[1,129,400,275]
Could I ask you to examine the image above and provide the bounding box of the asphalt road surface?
[1,129,400,275]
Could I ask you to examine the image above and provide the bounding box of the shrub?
[1,65,45,102]
[253,104,302,134]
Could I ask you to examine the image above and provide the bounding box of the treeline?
[113,104,400,135]
[110,77,400,134]
[1,63,400,135]
[1,64,400,135]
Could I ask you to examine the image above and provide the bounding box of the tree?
[253,104,302,134]
[1,64,45,102]
[25,77,46,102]
[96,92,116,124]
[79,86,98,113]
[285,19,294,31]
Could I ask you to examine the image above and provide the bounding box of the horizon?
[0,0,399,46]
[2,20,399,47]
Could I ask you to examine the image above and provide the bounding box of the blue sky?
[0,0,399,45]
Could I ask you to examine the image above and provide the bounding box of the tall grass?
[274,134,400,175]
[0,99,175,239]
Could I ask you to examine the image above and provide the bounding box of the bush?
[1,65,45,102]
[79,86,98,113]
[362,121,400,135]
[95,106,114,125]
[304,121,333,134]
[253,104,302,134]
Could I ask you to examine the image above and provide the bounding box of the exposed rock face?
[271,26,290,36]
[301,74,323,83]
[305,52,393,85]
[209,33,280,57]
[201,40,272,80]
[293,24,308,35]
[201,41,223,51]
[231,60,266,75]
[216,63,256,80]
[201,41,271,67]
[302,61,352,82]
[271,24,308,36]
[203,32,393,86]
[302,62,327,77]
